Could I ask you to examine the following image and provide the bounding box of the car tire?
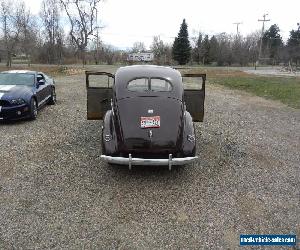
[48,88,56,105]
[30,98,38,120]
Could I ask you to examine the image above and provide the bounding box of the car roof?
[114,65,183,100]
[116,65,181,80]
[1,70,37,74]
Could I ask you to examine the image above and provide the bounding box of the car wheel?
[30,98,38,120]
[48,88,56,105]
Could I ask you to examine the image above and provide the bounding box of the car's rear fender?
[181,111,196,157]
[102,110,119,156]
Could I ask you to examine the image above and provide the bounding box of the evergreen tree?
[287,23,300,65]
[172,19,191,65]
[262,24,283,64]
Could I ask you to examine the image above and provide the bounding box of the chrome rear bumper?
[100,154,198,170]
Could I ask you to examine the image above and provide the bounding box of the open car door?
[86,71,114,120]
[183,73,206,122]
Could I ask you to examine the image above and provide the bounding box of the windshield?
[0,73,35,86]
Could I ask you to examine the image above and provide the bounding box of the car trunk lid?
[116,96,183,158]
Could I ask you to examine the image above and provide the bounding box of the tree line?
[0,0,299,67]
[168,19,300,66]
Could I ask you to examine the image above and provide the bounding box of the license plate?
[141,116,160,128]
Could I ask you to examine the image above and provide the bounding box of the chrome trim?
[129,154,132,170]
[110,99,114,116]
[104,134,112,142]
[187,135,195,143]
[101,154,198,166]
[168,154,172,170]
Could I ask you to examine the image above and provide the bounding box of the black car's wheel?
[48,88,56,105]
[30,98,38,120]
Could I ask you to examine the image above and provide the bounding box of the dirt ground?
[0,67,299,249]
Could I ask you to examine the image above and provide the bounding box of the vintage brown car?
[86,65,205,170]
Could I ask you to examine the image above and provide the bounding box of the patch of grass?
[212,75,300,109]
[0,64,84,76]
[184,67,300,109]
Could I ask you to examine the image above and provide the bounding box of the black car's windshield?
[0,73,35,86]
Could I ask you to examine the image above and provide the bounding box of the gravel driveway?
[0,72,299,249]
[244,66,300,77]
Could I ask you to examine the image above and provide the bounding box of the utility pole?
[256,13,270,69]
[233,22,243,35]
[96,8,99,65]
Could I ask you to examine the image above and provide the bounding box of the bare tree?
[131,41,146,53]
[215,33,231,66]
[41,0,63,64]
[231,34,244,66]
[103,44,116,65]
[0,0,22,67]
[245,32,260,66]
[151,36,166,64]
[90,35,102,64]
[59,0,101,66]
[18,2,38,66]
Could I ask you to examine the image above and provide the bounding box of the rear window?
[127,78,149,92]
[127,78,172,92]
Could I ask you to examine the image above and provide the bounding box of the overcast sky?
[27,0,300,49]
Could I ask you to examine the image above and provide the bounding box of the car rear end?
[85,66,200,169]
[101,66,197,168]
[115,96,185,158]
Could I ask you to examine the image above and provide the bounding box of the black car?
[0,70,56,121]
[86,65,206,170]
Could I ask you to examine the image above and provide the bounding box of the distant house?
[127,52,154,62]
